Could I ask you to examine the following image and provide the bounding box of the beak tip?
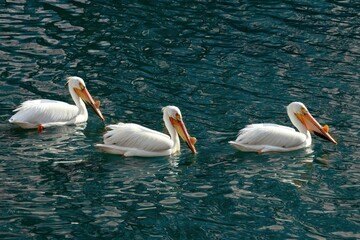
[328,136,337,145]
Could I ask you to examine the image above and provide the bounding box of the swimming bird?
[9,76,104,131]
[96,106,197,157]
[229,102,337,153]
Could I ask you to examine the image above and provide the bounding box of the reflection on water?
[10,124,87,161]
[0,0,359,239]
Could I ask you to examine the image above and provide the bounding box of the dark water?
[0,0,359,239]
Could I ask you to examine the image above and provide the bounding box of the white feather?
[96,106,194,157]
[102,123,173,152]
[229,124,306,152]
[9,99,79,128]
[8,77,99,129]
[229,102,316,153]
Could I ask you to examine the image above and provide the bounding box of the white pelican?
[96,106,197,157]
[9,76,104,131]
[229,102,337,153]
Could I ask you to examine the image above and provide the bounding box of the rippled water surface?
[0,0,359,239]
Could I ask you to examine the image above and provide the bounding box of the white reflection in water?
[12,123,87,162]
[274,148,316,187]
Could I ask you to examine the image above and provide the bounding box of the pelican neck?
[163,114,180,153]
[69,86,87,115]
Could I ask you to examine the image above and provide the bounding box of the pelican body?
[9,76,104,130]
[229,102,337,153]
[96,106,196,157]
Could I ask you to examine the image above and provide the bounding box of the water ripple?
[0,0,359,239]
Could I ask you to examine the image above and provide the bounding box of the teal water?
[0,0,359,239]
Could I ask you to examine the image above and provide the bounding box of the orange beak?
[170,117,197,154]
[74,87,105,121]
[295,111,337,144]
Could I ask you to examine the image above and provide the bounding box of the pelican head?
[287,102,337,144]
[67,76,105,121]
[163,106,197,154]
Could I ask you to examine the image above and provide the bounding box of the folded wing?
[234,123,306,148]
[9,99,79,124]
[103,123,173,152]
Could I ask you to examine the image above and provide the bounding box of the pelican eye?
[79,83,85,90]
[300,107,308,114]
[175,113,181,120]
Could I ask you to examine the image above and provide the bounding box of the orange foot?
[37,124,44,133]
